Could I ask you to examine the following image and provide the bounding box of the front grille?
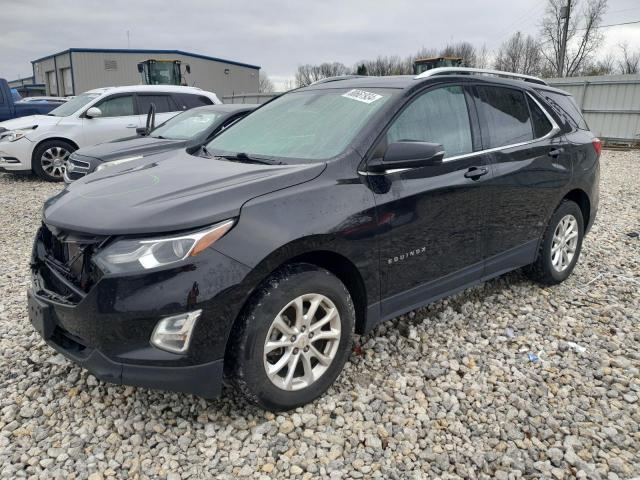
[33,224,106,302]
[67,157,91,178]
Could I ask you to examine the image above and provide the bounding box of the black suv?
[28,69,600,410]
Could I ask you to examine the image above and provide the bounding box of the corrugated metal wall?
[546,74,640,143]
[33,51,259,99]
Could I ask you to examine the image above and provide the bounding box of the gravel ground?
[1,150,639,480]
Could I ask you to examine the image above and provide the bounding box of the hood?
[44,151,325,235]
[76,137,186,163]
[0,114,61,131]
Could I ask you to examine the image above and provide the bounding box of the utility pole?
[558,0,572,77]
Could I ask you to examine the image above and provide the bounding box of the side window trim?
[527,92,561,139]
[442,90,561,163]
[463,85,484,151]
[133,93,144,115]
[524,94,538,140]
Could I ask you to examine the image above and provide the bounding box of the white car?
[17,96,68,103]
[0,85,220,181]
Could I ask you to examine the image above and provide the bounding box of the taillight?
[592,138,602,156]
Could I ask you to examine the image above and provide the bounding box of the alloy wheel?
[263,293,342,391]
[551,214,579,272]
[40,146,70,179]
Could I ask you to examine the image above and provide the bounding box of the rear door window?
[527,96,553,138]
[137,94,178,114]
[387,85,473,159]
[475,86,533,149]
[536,90,589,131]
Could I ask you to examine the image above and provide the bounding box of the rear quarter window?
[174,93,214,110]
[137,94,178,114]
[536,90,589,131]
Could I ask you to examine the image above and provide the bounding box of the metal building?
[7,77,46,97]
[547,74,640,145]
[31,48,260,99]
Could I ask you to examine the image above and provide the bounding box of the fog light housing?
[150,310,201,353]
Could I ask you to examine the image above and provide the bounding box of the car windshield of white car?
[151,110,221,140]
[47,93,101,117]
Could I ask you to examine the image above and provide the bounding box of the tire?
[526,199,584,285]
[227,263,355,411]
[32,140,76,182]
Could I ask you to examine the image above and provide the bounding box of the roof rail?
[311,75,366,85]
[415,67,548,86]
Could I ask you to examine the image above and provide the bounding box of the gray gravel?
[1,150,639,479]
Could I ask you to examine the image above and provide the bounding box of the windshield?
[47,93,100,117]
[206,88,394,161]
[151,109,222,140]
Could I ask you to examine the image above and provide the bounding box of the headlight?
[93,219,234,273]
[95,155,144,172]
[0,126,37,142]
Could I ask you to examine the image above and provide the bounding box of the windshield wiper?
[218,152,283,165]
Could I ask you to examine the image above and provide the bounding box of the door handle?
[548,148,564,158]
[126,124,137,128]
[464,166,488,179]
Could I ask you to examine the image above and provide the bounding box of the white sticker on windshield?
[342,89,383,104]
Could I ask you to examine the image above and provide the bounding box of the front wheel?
[32,140,76,182]
[227,263,355,411]
[526,199,584,285]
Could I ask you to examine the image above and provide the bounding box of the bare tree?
[540,0,607,77]
[258,71,275,93]
[295,62,351,87]
[413,47,438,61]
[356,55,413,76]
[282,78,297,91]
[494,32,543,75]
[441,41,477,67]
[475,44,491,69]
[578,55,615,75]
[618,42,640,74]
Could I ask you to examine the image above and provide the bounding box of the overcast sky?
[2,0,639,89]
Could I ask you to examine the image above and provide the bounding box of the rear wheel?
[32,140,75,182]
[526,200,584,285]
[227,263,355,411]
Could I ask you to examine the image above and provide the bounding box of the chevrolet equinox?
[28,68,600,410]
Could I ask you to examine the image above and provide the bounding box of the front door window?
[387,85,473,159]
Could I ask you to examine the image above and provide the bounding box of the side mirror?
[85,107,102,118]
[137,63,144,73]
[136,127,148,136]
[367,141,445,173]
[185,64,191,74]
